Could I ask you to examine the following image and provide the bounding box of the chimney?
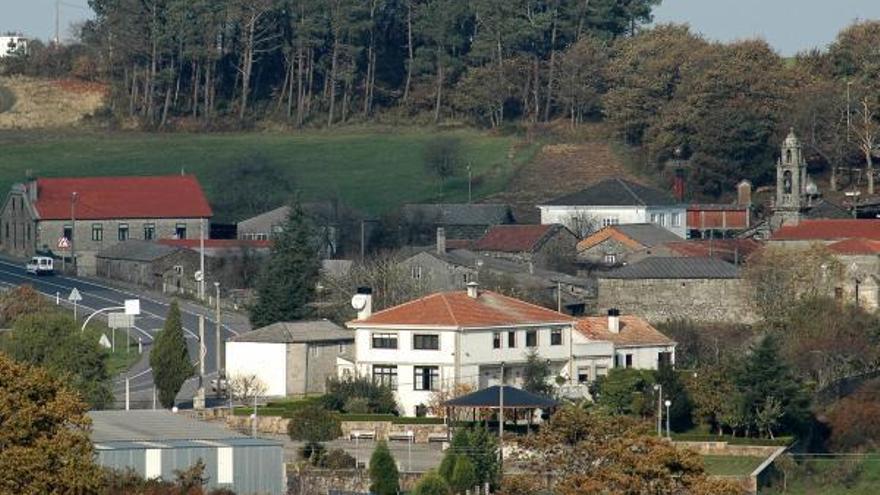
[673,168,686,202]
[466,281,479,299]
[27,178,37,202]
[607,308,620,334]
[353,287,373,321]
[436,227,446,255]
[737,180,752,207]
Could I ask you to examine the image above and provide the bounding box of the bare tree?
[854,93,880,194]
[227,373,269,436]
[232,0,277,121]
[565,212,601,238]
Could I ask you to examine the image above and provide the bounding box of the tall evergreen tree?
[249,202,320,328]
[150,301,193,408]
[368,440,399,495]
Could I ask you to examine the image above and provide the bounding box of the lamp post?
[214,281,222,392]
[70,191,77,274]
[499,361,505,468]
[653,383,663,437]
[664,400,672,439]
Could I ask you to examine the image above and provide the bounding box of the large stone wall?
[596,277,757,324]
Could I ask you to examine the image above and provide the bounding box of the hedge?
[672,434,793,446]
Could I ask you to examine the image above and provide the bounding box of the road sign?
[57,237,71,249]
[124,299,141,316]
[98,334,111,349]
[108,312,134,329]
[68,288,82,302]
[194,270,204,282]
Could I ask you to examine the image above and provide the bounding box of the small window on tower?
[783,171,792,195]
[786,149,792,164]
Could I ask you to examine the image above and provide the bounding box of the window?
[63,225,73,240]
[4,223,8,239]
[411,266,422,280]
[625,354,633,368]
[144,223,156,240]
[372,365,398,390]
[835,287,844,300]
[91,223,103,242]
[577,367,590,384]
[551,328,562,346]
[602,217,619,227]
[493,332,501,349]
[339,342,346,353]
[463,272,472,284]
[658,351,672,368]
[173,265,184,275]
[26,224,30,241]
[413,334,439,350]
[526,330,537,347]
[175,223,187,239]
[414,366,439,391]
[371,333,398,349]
[651,213,666,226]
[604,254,617,265]
[118,223,129,241]
[507,331,516,348]
[596,365,608,377]
[311,345,320,356]
[670,213,681,227]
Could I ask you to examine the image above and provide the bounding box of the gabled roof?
[30,175,212,220]
[771,219,880,241]
[349,289,575,328]
[662,239,762,261]
[401,203,514,226]
[542,178,678,207]
[231,319,353,343]
[578,223,680,252]
[96,240,183,262]
[827,237,880,255]
[473,224,568,253]
[576,315,676,347]
[598,257,739,280]
[415,249,593,289]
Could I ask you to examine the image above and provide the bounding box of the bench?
[428,433,449,443]
[348,430,376,441]
[387,431,415,442]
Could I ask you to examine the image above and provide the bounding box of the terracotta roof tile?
[350,290,574,328]
[31,175,212,220]
[576,315,675,347]
[771,220,880,241]
[473,224,558,253]
[826,237,880,255]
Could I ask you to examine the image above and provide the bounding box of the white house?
[538,178,687,238]
[343,284,676,416]
[0,36,28,58]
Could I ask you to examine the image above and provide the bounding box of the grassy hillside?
[0,128,538,220]
[0,76,105,129]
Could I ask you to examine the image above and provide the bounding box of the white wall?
[614,345,676,370]
[539,205,686,238]
[225,342,288,397]
[0,37,28,58]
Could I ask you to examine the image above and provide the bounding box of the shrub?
[320,449,356,469]
[298,442,326,465]
[344,397,371,414]
[323,376,398,414]
[369,441,399,495]
[287,405,342,443]
[449,455,477,494]
[412,471,452,495]
[590,368,656,417]
[825,379,880,452]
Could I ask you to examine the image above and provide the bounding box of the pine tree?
[412,470,452,495]
[150,301,193,408]
[449,455,477,494]
[249,202,320,328]
[368,441,399,495]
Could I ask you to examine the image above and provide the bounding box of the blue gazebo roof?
[443,385,558,409]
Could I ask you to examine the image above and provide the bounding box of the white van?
[26,256,54,276]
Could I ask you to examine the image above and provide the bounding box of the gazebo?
[443,385,559,439]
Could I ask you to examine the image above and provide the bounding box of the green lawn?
[0,128,537,221]
[701,455,765,476]
[765,456,880,495]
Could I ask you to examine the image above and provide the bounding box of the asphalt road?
[0,258,250,409]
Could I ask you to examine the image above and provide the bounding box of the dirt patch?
[0,75,105,129]
[485,136,647,223]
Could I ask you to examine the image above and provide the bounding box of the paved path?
[0,257,251,408]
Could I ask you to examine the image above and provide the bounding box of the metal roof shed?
[89,411,284,495]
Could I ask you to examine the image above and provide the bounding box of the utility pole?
[194,315,206,410]
[55,0,60,45]
[847,79,853,143]
[199,218,206,300]
[498,361,505,469]
[467,164,472,203]
[70,191,77,275]
[214,281,223,394]
[653,383,663,437]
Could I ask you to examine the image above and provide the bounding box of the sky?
[2,0,880,56]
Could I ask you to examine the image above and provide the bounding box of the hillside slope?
[0,76,105,129]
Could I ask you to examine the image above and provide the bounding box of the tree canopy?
[149,301,193,408]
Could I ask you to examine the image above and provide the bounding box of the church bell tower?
[774,128,808,226]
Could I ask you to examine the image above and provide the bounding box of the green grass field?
[764,456,880,495]
[701,455,765,476]
[0,128,538,221]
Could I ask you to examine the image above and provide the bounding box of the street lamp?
[664,400,672,439]
[653,383,663,437]
[70,191,78,274]
[214,281,223,393]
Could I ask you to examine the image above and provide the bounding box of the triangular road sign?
[68,287,83,302]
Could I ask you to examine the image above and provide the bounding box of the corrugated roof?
[771,219,880,241]
[473,224,562,253]
[31,175,212,220]
[349,289,574,328]
[401,203,514,226]
[662,239,762,260]
[232,320,354,343]
[95,240,182,262]
[89,411,262,443]
[576,315,676,347]
[543,178,678,207]
[827,237,880,255]
[598,257,740,279]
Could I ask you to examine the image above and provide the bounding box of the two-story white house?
[537,178,687,238]
[343,285,676,416]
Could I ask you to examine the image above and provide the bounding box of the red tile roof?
[158,239,271,249]
[31,175,212,220]
[826,238,880,255]
[771,220,880,241]
[576,315,675,347]
[473,224,558,253]
[350,289,574,328]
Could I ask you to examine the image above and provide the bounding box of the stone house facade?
[472,223,579,270]
[95,240,205,295]
[596,257,756,324]
[577,223,681,267]
[0,176,212,275]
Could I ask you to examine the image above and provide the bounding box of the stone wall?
[287,468,423,495]
[596,277,757,324]
[225,416,449,444]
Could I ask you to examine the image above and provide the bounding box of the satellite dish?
[351,294,368,310]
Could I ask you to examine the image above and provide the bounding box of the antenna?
[55,0,60,45]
